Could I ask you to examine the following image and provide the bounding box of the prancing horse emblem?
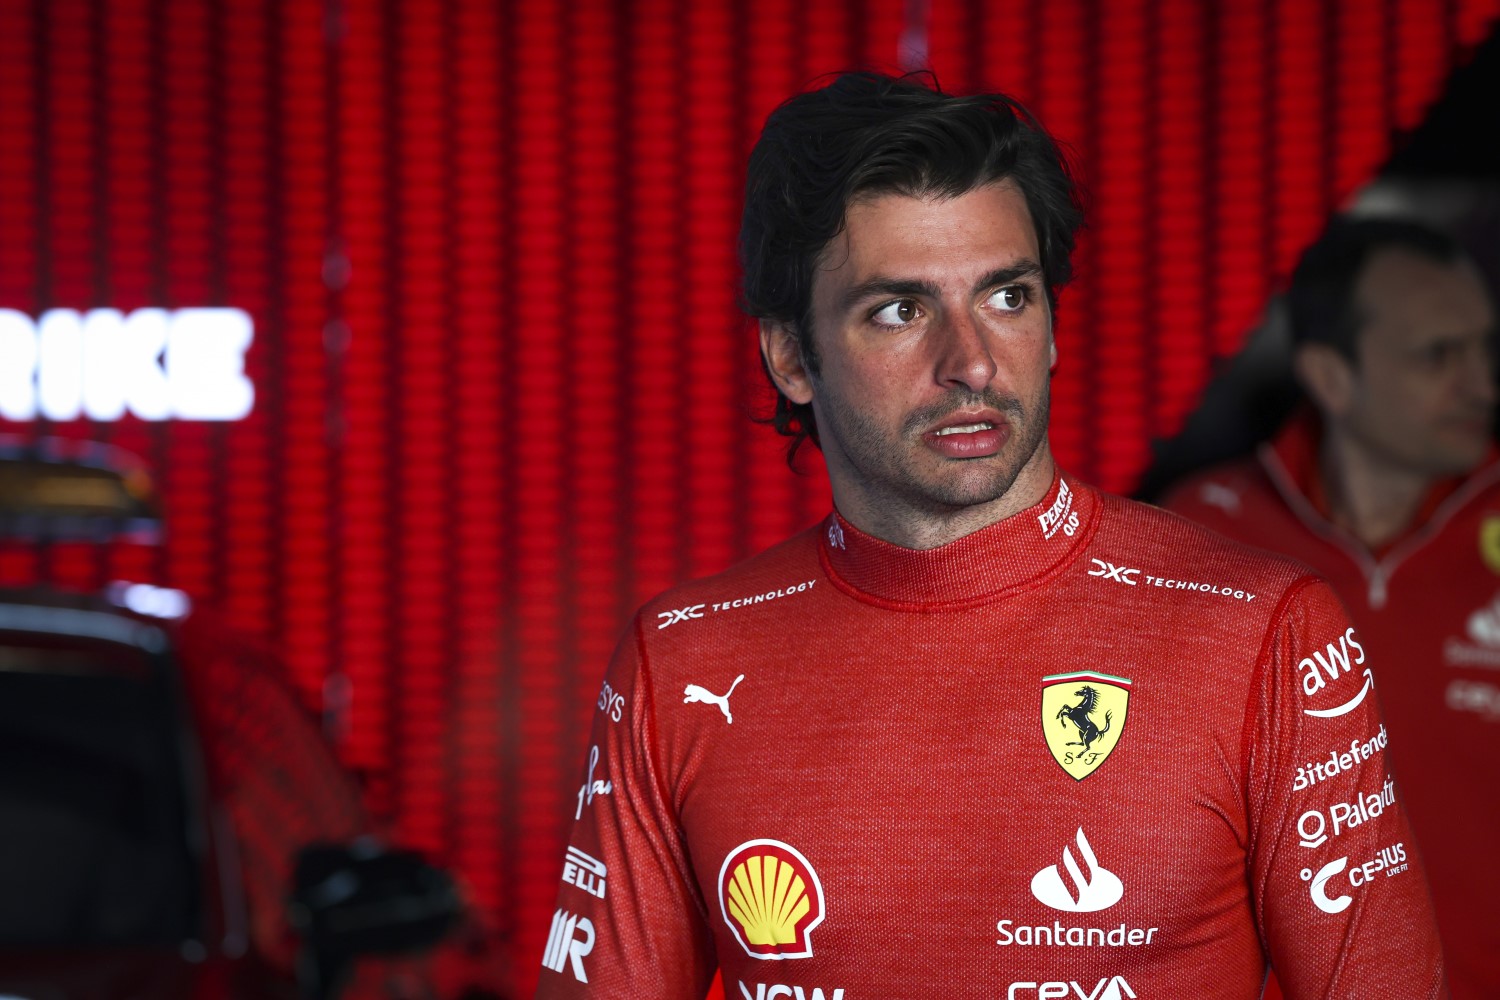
[684,674,744,724]
[1040,671,1132,781]
[1057,685,1112,755]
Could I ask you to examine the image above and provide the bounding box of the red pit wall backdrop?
[0,0,1495,991]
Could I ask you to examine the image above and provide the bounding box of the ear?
[759,320,815,405]
[1048,335,1058,372]
[1293,343,1356,418]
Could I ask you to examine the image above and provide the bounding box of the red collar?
[819,473,1098,608]
[1266,409,1492,555]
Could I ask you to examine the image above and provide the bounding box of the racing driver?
[535,73,1446,999]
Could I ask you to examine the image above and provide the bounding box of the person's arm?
[535,616,717,998]
[1245,580,1446,998]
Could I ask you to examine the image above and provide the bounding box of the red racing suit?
[1165,414,1500,1000]
[538,474,1445,999]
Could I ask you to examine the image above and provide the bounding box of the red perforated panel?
[0,1,1493,992]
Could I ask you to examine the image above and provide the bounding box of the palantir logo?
[1031,828,1124,912]
[541,908,595,982]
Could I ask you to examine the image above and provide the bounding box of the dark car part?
[289,841,463,1000]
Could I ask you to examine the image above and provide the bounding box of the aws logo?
[1300,627,1373,719]
[719,840,826,960]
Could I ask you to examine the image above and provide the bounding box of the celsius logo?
[1031,828,1123,912]
[1299,627,1373,718]
[1007,977,1136,999]
[1038,479,1080,540]
[541,909,594,982]
[1302,857,1352,914]
[658,604,706,629]
[1301,843,1410,914]
[1087,559,1139,585]
[719,840,826,960]
[684,674,744,724]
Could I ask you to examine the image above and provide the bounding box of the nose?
[932,309,998,393]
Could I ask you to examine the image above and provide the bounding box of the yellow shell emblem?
[718,839,825,959]
[1479,516,1500,576]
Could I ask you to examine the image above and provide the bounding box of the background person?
[1165,216,1498,999]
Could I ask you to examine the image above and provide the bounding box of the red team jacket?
[538,474,1445,999]
[1166,414,1500,1000]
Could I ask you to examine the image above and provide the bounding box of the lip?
[920,409,1011,459]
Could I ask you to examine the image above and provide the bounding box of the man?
[1166,217,1497,999]
[538,74,1444,999]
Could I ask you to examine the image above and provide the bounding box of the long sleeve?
[534,617,717,999]
[1245,580,1446,998]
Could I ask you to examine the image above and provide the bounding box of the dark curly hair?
[740,71,1085,459]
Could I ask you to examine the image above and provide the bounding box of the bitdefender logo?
[1031,828,1123,912]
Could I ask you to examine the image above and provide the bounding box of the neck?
[832,446,1057,550]
[1318,428,1431,549]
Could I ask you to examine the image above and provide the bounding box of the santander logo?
[1031,828,1124,913]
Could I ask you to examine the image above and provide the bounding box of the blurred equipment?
[0,441,507,999]
[290,842,463,1000]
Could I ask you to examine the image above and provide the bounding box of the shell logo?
[718,839,826,960]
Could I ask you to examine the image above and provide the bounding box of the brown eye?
[872,300,919,327]
[991,286,1026,312]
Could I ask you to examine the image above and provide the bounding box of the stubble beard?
[816,382,1052,519]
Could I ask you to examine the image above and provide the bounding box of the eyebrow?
[837,259,1045,314]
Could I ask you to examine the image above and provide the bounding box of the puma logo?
[684,674,745,724]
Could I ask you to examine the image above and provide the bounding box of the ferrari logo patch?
[1041,671,1132,781]
[1479,516,1500,576]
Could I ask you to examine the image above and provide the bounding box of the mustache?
[901,389,1025,437]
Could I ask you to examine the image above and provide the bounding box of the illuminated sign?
[0,308,254,421]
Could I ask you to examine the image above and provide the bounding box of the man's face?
[1336,248,1497,477]
[765,181,1056,539]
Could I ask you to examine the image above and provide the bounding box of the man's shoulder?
[1092,488,1317,596]
[632,522,827,640]
[1157,453,1283,526]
